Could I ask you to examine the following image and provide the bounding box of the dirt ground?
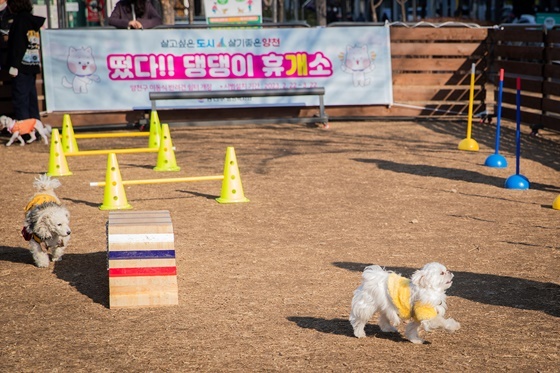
[0,118,558,372]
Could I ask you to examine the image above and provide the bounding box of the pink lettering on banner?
[107,52,333,81]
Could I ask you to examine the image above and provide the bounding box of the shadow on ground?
[332,262,559,318]
[353,158,560,193]
[286,316,409,342]
[52,252,109,308]
[0,248,108,308]
[0,245,34,265]
[418,119,560,172]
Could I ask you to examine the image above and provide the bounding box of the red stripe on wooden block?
[109,267,177,277]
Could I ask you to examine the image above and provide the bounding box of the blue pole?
[515,77,521,176]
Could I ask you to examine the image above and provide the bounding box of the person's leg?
[11,74,32,120]
[27,73,40,120]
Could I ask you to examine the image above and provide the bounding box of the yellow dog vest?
[24,194,60,212]
[387,273,437,322]
[22,194,61,244]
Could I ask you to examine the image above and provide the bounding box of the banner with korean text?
[41,27,393,112]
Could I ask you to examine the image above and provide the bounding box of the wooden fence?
[487,25,560,132]
[0,24,557,132]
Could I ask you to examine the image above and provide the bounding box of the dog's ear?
[411,269,430,288]
[34,212,54,240]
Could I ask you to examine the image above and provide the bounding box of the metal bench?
[149,87,328,127]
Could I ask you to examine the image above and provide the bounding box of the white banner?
[41,27,393,112]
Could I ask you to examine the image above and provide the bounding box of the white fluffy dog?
[349,262,460,344]
[0,115,52,146]
[22,175,71,268]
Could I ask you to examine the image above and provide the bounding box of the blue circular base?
[484,154,508,168]
[505,174,530,190]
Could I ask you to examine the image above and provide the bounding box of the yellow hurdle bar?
[65,147,159,156]
[74,132,150,139]
[90,175,224,187]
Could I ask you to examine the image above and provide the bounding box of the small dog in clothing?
[0,115,52,146]
[349,262,460,344]
[22,174,71,268]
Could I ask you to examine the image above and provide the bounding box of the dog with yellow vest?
[350,262,460,344]
[22,174,71,267]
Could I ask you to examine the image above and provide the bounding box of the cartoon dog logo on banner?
[61,47,101,94]
[339,45,376,87]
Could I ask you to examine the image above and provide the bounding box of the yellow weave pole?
[65,147,159,156]
[458,63,479,152]
[90,175,224,187]
[74,132,149,139]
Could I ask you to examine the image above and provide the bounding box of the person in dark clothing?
[6,0,45,121]
[108,0,162,29]
[0,0,14,69]
[512,0,536,19]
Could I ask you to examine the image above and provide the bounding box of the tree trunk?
[341,0,351,22]
[278,0,284,23]
[188,0,194,23]
[161,0,176,25]
[315,0,327,26]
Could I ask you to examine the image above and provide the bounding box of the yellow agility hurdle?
[47,123,180,177]
[65,147,159,156]
[90,175,224,187]
[61,112,161,153]
[89,147,249,210]
[74,132,149,139]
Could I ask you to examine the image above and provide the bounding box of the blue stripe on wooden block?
[108,250,176,260]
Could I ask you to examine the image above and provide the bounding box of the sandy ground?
[0,119,558,372]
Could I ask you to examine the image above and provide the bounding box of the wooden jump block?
[107,210,178,309]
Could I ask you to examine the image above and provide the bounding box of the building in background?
[31,0,560,28]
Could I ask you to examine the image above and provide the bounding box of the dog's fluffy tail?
[362,264,384,277]
[360,264,391,286]
[33,174,61,192]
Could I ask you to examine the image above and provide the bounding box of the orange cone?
[216,147,249,204]
[47,128,73,176]
[99,153,132,210]
[61,114,79,153]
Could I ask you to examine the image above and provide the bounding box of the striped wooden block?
[107,210,179,309]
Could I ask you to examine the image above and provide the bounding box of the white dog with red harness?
[0,115,52,146]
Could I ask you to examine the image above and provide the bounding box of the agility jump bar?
[90,174,224,187]
[74,132,149,139]
[65,147,161,156]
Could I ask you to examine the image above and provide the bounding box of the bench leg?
[319,95,328,128]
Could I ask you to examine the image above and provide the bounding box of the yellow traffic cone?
[99,153,132,210]
[153,124,180,172]
[61,114,79,153]
[216,147,249,204]
[47,128,73,176]
[553,195,560,210]
[148,110,162,149]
